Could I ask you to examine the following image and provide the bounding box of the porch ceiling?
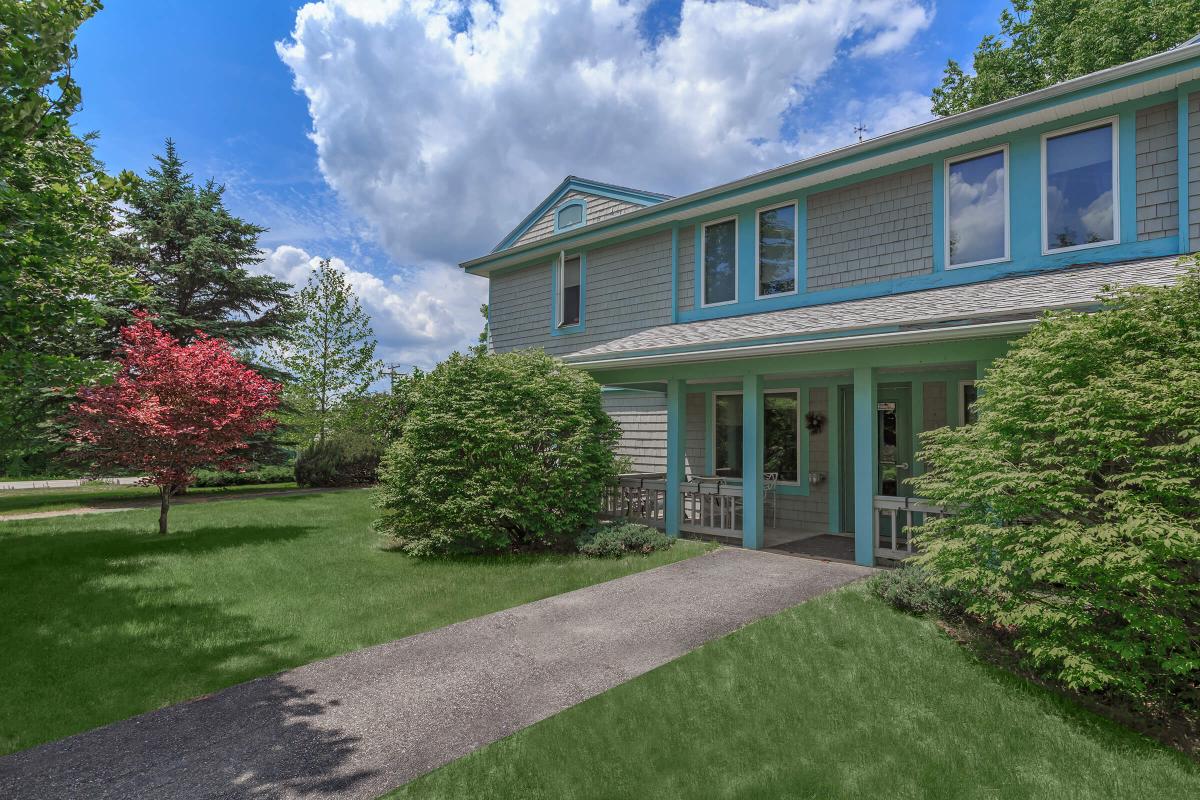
[564,256,1189,368]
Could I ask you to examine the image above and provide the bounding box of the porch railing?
[603,473,743,537]
[873,495,948,560]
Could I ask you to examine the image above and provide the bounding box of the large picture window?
[946,147,1008,268]
[756,203,797,297]
[1042,119,1118,253]
[713,390,801,482]
[557,254,581,328]
[702,217,738,306]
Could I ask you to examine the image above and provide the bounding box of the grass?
[390,585,1200,800]
[0,489,709,756]
[0,481,301,516]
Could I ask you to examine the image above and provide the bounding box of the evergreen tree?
[269,259,381,443]
[932,0,1200,117]
[109,140,298,349]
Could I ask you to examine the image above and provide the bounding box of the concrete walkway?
[0,488,338,522]
[0,476,143,490]
[0,548,872,799]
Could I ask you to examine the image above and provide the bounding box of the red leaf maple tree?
[67,313,280,534]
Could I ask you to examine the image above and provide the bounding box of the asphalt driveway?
[0,547,871,799]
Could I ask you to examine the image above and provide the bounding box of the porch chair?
[762,472,779,528]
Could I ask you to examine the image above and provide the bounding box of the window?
[557,254,581,328]
[946,147,1008,268]
[958,381,978,426]
[1042,119,1118,253]
[756,203,797,297]
[555,201,585,231]
[702,217,738,306]
[713,390,801,482]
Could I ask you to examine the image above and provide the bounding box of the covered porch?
[591,336,1011,567]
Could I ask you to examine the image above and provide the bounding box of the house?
[460,42,1200,567]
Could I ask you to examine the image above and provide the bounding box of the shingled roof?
[564,256,1190,366]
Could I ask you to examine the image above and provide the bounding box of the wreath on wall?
[805,411,825,435]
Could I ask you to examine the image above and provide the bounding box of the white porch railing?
[603,474,743,537]
[873,495,948,560]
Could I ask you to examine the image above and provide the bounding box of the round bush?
[375,350,619,555]
[577,522,673,558]
[912,263,1200,705]
[294,433,382,487]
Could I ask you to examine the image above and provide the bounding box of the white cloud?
[277,0,934,265]
[258,244,487,370]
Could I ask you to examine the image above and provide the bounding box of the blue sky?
[73,0,1010,367]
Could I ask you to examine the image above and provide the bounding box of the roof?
[564,256,1192,368]
[491,175,672,253]
[464,39,1200,275]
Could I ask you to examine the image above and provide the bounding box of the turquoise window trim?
[931,160,946,273]
[549,252,586,336]
[1179,86,1191,253]
[699,215,740,308]
[705,387,810,497]
[553,199,588,233]
[754,200,800,300]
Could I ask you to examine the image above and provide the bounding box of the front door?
[876,384,913,498]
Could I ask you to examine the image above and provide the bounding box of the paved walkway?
[0,548,871,799]
[0,476,143,491]
[0,488,337,521]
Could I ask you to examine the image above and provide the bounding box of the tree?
[269,259,381,443]
[911,262,1200,706]
[375,350,620,556]
[66,314,280,534]
[931,0,1200,116]
[109,140,298,350]
[0,0,144,459]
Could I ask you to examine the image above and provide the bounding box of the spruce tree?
[269,259,381,443]
[110,139,298,349]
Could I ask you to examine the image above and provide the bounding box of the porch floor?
[682,528,857,564]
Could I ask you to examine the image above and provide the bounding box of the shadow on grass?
[0,521,315,756]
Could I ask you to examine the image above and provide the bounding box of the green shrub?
[375,350,620,556]
[867,563,959,616]
[294,433,383,487]
[578,522,673,557]
[912,262,1200,706]
[192,465,294,487]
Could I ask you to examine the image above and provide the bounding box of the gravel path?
[0,547,871,799]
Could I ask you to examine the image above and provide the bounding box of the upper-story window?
[756,202,797,297]
[702,217,738,306]
[557,253,582,328]
[1042,118,1118,254]
[946,146,1009,269]
[555,200,585,232]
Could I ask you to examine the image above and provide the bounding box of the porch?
[590,336,1009,567]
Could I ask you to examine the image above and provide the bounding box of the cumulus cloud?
[258,244,487,369]
[277,0,934,265]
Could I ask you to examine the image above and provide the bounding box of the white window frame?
[1040,116,1120,256]
[700,216,739,308]
[944,144,1011,270]
[754,201,799,299]
[710,388,803,485]
[556,251,582,329]
[957,380,976,426]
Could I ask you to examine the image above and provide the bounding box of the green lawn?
[0,490,708,756]
[391,585,1200,800]
[0,481,301,516]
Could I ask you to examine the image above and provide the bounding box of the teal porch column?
[852,366,875,566]
[664,378,686,537]
[741,373,764,549]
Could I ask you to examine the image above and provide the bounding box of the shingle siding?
[772,387,829,531]
[676,224,695,311]
[604,391,666,473]
[512,190,643,248]
[685,392,705,475]
[806,165,933,292]
[1136,102,1179,241]
[1190,92,1200,243]
[489,229,674,357]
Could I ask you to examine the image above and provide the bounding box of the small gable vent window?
[555,201,585,231]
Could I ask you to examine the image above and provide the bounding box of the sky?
[72,0,1010,370]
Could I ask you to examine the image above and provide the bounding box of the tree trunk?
[159,485,171,535]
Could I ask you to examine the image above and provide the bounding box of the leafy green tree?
[269,259,381,443]
[375,350,620,556]
[0,0,143,457]
[912,262,1200,706]
[932,0,1200,116]
[109,140,298,349]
